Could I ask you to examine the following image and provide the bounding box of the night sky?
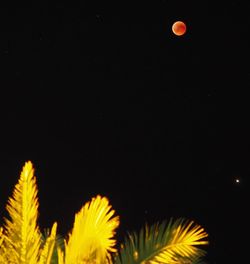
[0,1,249,263]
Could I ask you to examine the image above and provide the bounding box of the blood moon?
[172,21,186,36]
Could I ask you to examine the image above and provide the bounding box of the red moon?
[172,21,186,36]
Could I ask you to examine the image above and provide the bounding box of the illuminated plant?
[0,161,57,264]
[0,161,209,263]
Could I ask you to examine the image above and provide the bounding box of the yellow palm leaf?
[115,218,208,264]
[2,161,42,264]
[0,227,6,264]
[155,220,208,263]
[57,246,65,264]
[63,195,119,264]
[0,227,4,247]
[38,222,58,264]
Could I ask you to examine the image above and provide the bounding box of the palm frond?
[0,227,6,264]
[62,195,120,264]
[114,218,208,264]
[41,224,65,264]
[39,222,58,264]
[57,246,65,264]
[2,161,42,264]
[0,227,4,247]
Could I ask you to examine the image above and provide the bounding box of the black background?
[0,1,249,263]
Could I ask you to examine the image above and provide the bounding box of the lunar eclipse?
[172,21,186,36]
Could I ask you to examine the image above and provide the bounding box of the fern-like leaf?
[2,161,42,264]
[57,246,65,264]
[0,227,4,248]
[114,218,208,264]
[41,224,65,264]
[0,227,6,264]
[39,222,58,264]
[62,195,120,264]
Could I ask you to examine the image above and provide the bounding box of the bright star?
[235,178,240,183]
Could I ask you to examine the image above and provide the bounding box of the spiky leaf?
[115,218,208,264]
[2,161,42,264]
[41,224,65,264]
[39,222,58,264]
[62,195,119,264]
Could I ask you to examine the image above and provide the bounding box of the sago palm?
[0,161,57,264]
[0,161,120,264]
[57,195,120,264]
[41,229,65,264]
[114,218,208,264]
[0,161,209,263]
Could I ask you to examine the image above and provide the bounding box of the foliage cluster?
[0,161,208,263]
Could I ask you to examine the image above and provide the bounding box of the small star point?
[235,178,240,184]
